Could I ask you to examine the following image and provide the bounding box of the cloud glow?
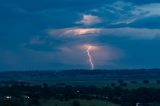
[76,14,102,25]
[48,27,160,39]
[48,28,101,36]
[81,44,99,51]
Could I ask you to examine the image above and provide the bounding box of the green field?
[1,71,160,89]
[41,99,120,106]
[26,78,160,89]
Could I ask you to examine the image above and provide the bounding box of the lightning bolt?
[86,46,95,70]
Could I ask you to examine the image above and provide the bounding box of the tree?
[118,80,124,84]
[130,81,138,84]
[157,80,160,84]
[143,80,149,84]
[72,100,80,106]
[30,98,40,106]
[111,83,116,87]
[120,83,128,87]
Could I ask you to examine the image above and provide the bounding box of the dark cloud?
[0,0,113,12]
[0,0,160,70]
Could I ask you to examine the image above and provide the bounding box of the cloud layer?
[0,0,160,70]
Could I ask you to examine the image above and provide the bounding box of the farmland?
[0,69,160,89]
[41,99,120,106]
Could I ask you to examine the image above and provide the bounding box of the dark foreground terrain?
[1,69,160,106]
[0,82,160,106]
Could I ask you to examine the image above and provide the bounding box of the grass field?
[41,99,120,106]
[28,78,160,89]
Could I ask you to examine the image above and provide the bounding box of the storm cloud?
[0,0,160,70]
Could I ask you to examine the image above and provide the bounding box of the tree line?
[0,83,160,106]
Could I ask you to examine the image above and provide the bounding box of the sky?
[0,0,160,70]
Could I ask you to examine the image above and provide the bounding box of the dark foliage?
[0,83,160,106]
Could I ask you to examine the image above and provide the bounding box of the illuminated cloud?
[82,44,98,69]
[48,28,101,36]
[79,44,121,61]
[81,44,99,51]
[48,27,160,39]
[1,0,160,70]
[76,14,102,25]
[80,44,122,68]
[59,44,122,69]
